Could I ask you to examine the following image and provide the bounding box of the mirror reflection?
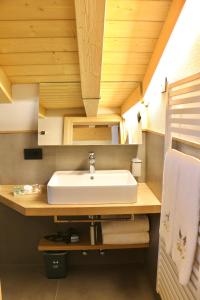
[38,111,125,145]
[38,83,143,145]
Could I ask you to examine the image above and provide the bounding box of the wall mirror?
[38,103,126,145]
[38,83,142,146]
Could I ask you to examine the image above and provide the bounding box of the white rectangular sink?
[47,170,137,205]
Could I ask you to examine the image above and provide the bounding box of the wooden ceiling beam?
[74,0,106,116]
[0,67,12,103]
[121,0,186,115]
[83,98,100,116]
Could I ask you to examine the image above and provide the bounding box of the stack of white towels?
[101,215,149,245]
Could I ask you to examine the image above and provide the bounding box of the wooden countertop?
[0,183,161,216]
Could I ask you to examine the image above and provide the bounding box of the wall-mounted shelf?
[38,238,149,252]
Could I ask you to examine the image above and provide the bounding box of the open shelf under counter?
[0,183,161,216]
[38,238,149,252]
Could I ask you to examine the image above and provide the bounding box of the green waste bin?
[43,251,68,279]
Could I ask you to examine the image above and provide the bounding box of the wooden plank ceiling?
[0,0,173,112]
[101,0,172,108]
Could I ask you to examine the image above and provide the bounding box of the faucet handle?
[89,152,95,159]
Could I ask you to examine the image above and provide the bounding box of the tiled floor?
[0,264,157,300]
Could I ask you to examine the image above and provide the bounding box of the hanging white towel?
[159,149,181,254]
[171,152,200,285]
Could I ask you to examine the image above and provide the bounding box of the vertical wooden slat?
[0,67,12,103]
[63,118,73,145]
[38,105,46,118]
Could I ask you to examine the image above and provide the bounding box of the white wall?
[0,84,38,131]
[144,0,200,134]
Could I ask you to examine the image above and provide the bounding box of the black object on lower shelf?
[44,229,80,244]
[43,251,68,279]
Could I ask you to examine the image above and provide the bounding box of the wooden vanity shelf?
[0,183,161,216]
[38,237,149,252]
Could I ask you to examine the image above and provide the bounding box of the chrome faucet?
[88,152,95,176]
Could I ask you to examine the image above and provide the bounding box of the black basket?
[43,251,68,279]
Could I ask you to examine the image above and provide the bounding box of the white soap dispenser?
[131,158,142,177]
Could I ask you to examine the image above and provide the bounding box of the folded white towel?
[171,152,200,285]
[101,215,149,235]
[160,149,181,254]
[102,232,149,245]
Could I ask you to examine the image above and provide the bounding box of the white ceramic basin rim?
[47,170,137,205]
[49,170,135,187]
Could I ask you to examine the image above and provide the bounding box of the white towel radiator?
[157,72,200,300]
[157,237,200,299]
